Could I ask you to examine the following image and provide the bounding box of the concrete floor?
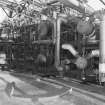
[0,71,70,105]
[0,71,104,105]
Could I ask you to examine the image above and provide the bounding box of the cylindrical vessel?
[77,20,94,35]
[38,22,48,39]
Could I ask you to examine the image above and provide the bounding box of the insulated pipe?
[55,17,67,67]
[91,50,99,57]
[87,50,99,58]
[99,14,105,82]
[62,44,87,69]
[62,44,79,57]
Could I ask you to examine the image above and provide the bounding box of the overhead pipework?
[56,0,95,15]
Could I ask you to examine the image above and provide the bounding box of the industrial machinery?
[60,17,100,82]
[53,0,104,83]
[0,0,105,84]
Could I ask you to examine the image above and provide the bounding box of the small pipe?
[47,0,58,5]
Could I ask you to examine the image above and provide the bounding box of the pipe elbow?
[57,17,68,24]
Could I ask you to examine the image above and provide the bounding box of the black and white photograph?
[0,0,105,105]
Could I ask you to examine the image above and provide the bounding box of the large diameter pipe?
[99,14,105,82]
[55,17,67,67]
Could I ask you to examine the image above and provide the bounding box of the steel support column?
[99,14,105,82]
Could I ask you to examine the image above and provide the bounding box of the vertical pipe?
[99,14,105,82]
[55,16,67,67]
[53,20,57,44]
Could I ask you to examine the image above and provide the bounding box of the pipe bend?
[62,44,79,57]
[57,16,68,24]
